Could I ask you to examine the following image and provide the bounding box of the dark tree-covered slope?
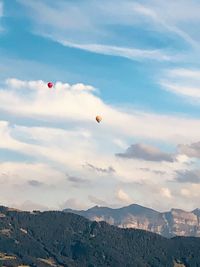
[0,206,200,267]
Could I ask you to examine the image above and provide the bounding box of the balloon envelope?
[47,82,53,88]
[96,116,102,123]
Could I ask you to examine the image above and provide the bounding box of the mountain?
[193,208,200,217]
[63,204,200,238]
[0,206,200,267]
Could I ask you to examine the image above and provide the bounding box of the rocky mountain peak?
[64,204,200,238]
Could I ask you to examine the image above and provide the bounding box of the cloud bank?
[0,78,200,211]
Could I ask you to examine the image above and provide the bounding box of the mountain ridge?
[0,205,200,266]
[63,203,200,238]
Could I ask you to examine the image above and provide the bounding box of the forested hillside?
[0,206,200,267]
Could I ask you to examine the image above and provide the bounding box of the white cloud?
[0,161,64,185]
[161,82,200,99]
[160,187,172,199]
[88,195,108,206]
[14,200,49,211]
[2,78,200,144]
[0,78,200,210]
[5,78,95,92]
[0,78,198,181]
[113,138,127,149]
[0,161,68,210]
[17,0,200,56]
[176,154,191,164]
[168,68,200,79]
[60,198,87,210]
[17,0,180,62]
[116,189,132,203]
[160,68,200,101]
[179,184,200,201]
[131,1,200,48]
[133,3,157,20]
[1,79,99,122]
[0,122,98,172]
[181,188,191,197]
[58,40,171,62]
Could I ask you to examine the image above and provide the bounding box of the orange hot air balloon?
[96,115,102,123]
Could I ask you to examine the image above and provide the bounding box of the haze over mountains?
[64,204,200,238]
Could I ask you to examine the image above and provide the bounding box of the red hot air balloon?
[47,82,53,88]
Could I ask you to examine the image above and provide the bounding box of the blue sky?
[0,0,200,211]
[2,0,200,115]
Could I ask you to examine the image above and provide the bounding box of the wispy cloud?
[28,180,44,187]
[168,68,200,78]
[66,174,90,187]
[133,0,200,49]
[84,163,115,174]
[88,195,108,206]
[17,0,183,61]
[161,82,200,99]
[160,68,200,101]
[57,39,171,62]
[134,2,198,49]
[18,0,200,56]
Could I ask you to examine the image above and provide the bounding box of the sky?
[0,0,200,212]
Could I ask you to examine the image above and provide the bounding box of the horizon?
[0,0,200,212]
[1,202,199,214]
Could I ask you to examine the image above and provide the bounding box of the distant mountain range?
[0,206,200,266]
[64,204,200,238]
